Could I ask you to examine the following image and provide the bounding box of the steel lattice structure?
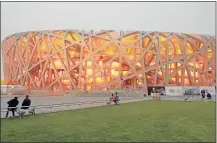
[2,30,216,92]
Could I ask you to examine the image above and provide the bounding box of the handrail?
[1,96,145,112]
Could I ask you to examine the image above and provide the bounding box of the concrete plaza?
[1,92,215,118]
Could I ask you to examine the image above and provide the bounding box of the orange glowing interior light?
[137,80,142,85]
[208,53,213,58]
[1,80,9,85]
[123,36,135,43]
[176,45,182,54]
[112,62,119,68]
[178,70,181,76]
[54,61,61,67]
[111,70,118,77]
[40,43,46,51]
[171,77,175,81]
[63,79,69,84]
[54,38,62,46]
[86,69,92,75]
[160,36,166,42]
[208,49,212,53]
[189,62,194,66]
[72,33,80,41]
[99,61,103,66]
[208,50,213,58]
[87,61,92,66]
[105,44,117,55]
[190,71,193,76]
[195,63,199,68]
[87,86,91,90]
[143,38,149,46]
[66,34,73,41]
[69,51,77,57]
[127,47,132,54]
[138,74,143,77]
[95,77,104,82]
[128,55,134,60]
[136,63,141,67]
[81,78,84,82]
[122,71,128,75]
[106,77,110,81]
[111,69,115,74]
[171,63,175,68]
[88,78,93,82]
[195,72,198,77]
[185,70,187,76]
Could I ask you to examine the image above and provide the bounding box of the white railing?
[72,90,144,97]
[1,96,145,114]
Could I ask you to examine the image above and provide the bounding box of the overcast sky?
[1,2,216,80]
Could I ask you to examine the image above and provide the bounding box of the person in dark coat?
[201,90,205,98]
[207,92,212,99]
[21,95,31,109]
[6,97,19,117]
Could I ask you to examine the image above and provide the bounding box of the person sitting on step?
[17,95,35,118]
[6,97,19,118]
[201,90,205,99]
[107,94,115,105]
[107,98,113,105]
[207,92,212,99]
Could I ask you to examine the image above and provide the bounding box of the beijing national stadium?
[1,30,216,93]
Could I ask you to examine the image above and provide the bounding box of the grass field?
[1,100,216,142]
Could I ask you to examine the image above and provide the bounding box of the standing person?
[152,88,156,94]
[201,90,205,99]
[6,97,19,118]
[152,88,156,100]
[115,92,120,105]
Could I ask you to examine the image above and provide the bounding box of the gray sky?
[1,2,216,80]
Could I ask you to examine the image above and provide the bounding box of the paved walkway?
[1,95,148,118]
[1,94,215,118]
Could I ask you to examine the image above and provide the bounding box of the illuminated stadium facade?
[2,30,216,92]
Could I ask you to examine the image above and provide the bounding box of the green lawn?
[1,100,216,142]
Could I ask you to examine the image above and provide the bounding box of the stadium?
[1,30,216,92]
